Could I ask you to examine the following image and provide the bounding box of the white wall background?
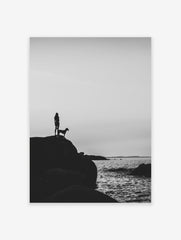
[0,1,181,240]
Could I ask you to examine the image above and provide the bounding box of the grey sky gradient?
[30,38,151,156]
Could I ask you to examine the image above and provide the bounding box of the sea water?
[93,157,151,203]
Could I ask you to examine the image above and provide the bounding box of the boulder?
[46,185,118,203]
[130,164,151,177]
[30,136,98,202]
[30,168,86,202]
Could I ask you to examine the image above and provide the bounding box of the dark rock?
[30,136,78,174]
[130,164,151,177]
[30,168,86,202]
[30,136,98,202]
[81,154,107,160]
[106,167,130,173]
[30,136,97,186]
[46,185,118,203]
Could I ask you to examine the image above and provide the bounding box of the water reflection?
[94,158,151,203]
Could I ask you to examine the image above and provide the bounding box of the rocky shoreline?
[106,163,151,178]
[30,136,117,202]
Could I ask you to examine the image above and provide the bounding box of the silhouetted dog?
[58,128,69,137]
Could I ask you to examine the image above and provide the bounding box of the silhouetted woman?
[54,113,60,136]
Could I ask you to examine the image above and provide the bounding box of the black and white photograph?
[30,37,151,203]
[2,1,181,239]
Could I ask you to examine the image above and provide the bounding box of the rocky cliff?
[30,136,117,202]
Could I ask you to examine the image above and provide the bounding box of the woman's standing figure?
[54,113,60,136]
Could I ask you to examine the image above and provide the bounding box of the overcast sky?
[30,38,151,156]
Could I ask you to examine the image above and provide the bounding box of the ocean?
[93,157,151,203]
